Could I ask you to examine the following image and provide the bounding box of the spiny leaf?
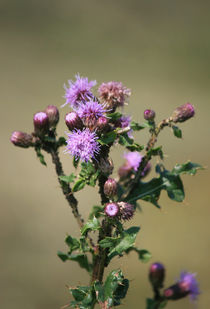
[172,125,182,138]
[59,173,76,183]
[172,161,204,176]
[81,217,101,236]
[72,179,86,192]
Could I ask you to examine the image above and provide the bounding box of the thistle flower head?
[118,202,135,221]
[10,131,33,148]
[77,100,107,128]
[164,271,200,302]
[104,178,117,198]
[98,81,131,109]
[63,74,96,109]
[104,203,119,217]
[65,128,100,162]
[149,262,165,289]
[144,109,156,121]
[179,272,200,301]
[45,105,59,127]
[33,112,49,136]
[124,151,142,172]
[65,112,83,131]
[172,103,195,123]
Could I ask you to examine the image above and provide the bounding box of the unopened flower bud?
[118,202,135,221]
[10,131,33,148]
[104,203,119,217]
[33,112,49,136]
[118,163,132,179]
[172,103,195,123]
[45,105,59,127]
[144,109,156,121]
[65,112,83,131]
[149,262,165,289]
[96,116,109,132]
[104,178,117,198]
[164,271,200,302]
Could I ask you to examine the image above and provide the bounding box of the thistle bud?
[33,112,49,136]
[104,178,117,198]
[164,271,200,302]
[144,109,156,121]
[118,202,135,221]
[10,131,33,148]
[104,203,119,217]
[149,262,165,289]
[45,105,59,128]
[171,103,195,123]
[96,116,109,132]
[118,163,132,179]
[65,112,83,131]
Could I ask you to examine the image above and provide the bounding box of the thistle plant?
[11,74,202,309]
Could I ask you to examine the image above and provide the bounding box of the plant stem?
[50,148,84,227]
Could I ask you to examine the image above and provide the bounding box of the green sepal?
[172,161,204,176]
[81,217,101,236]
[172,125,182,138]
[59,173,76,183]
[35,147,47,166]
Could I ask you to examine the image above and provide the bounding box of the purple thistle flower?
[104,203,119,217]
[164,271,200,302]
[124,151,143,172]
[63,74,96,109]
[78,100,106,119]
[98,81,131,109]
[65,128,100,162]
[179,272,200,301]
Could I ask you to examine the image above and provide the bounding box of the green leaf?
[131,121,153,130]
[57,250,69,262]
[98,131,117,145]
[35,148,47,166]
[108,112,122,121]
[59,173,76,183]
[126,143,144,152]
[113,278,129,306]
[136,249,152,263]
[172,125,182,138]
[172,161,204,176]
[161,170,185,202]
[72,179,86,192]
[94,281,105,303]
[89,205,104,219]
[118,133,133,147]
[65,235,80,253]
[57,136,67,147]
[146,299,167,309]
[79,162,99,187]
[104,270,124,301]
[81,217,101,235]
[68,253,91,272]
[147,146,163,159]
[99,237,120,249]
[108,227,140,260]
[70,286,94,308]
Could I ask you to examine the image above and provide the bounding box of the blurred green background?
[1,0,210,308]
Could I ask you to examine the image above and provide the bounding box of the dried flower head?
[63,74,96,109]
[65,128,100,162]
[98,81,131,109]
[118,202,135,221]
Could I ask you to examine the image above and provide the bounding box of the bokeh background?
[1,0,210,308]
